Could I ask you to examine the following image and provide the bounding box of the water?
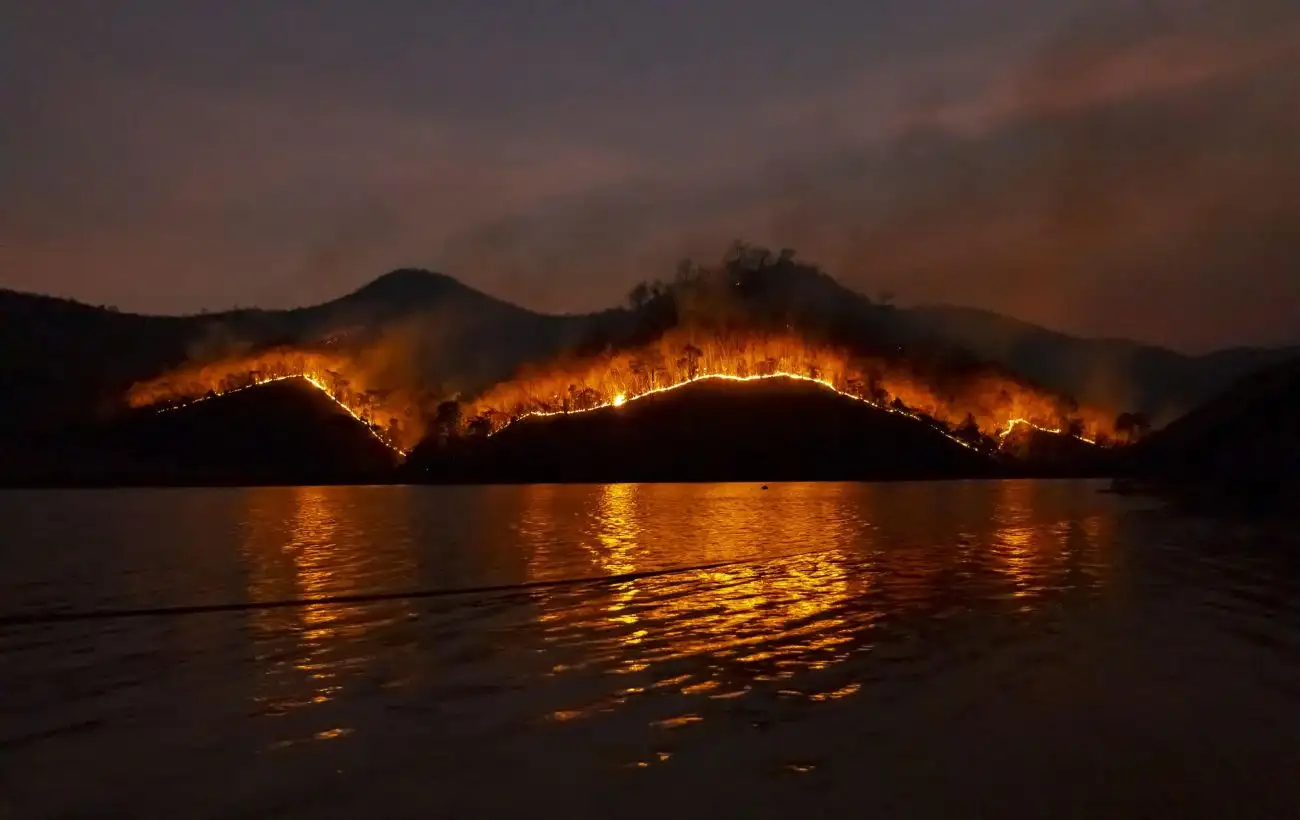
[2,481,1298,819]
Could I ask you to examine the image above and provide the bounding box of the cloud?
[429,0,1300,350]
[1,0,1297,351]
[0,68,643,310]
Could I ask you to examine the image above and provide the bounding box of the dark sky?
[3,1,1298,352]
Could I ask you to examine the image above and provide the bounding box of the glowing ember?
[491,371,989,452]
[127,329,1118,460]
[177,374,405,455]
[998,418,1098,446]
[130,355,411,456]
[465,331,1115,450]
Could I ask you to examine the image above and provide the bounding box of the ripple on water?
[3,482,1300,819]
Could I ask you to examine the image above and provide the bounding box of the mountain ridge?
[899,304,1300,424]
[2,266,1293,437]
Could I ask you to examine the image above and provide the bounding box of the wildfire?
[126,329,1117,460]
[998,418,1098,446]
[500,371,988,452]
[464,330,1116,450]
[159,374,407,455]
[126,348,416,454]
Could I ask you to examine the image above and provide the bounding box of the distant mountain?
[2,265,1292,445]
[0,270,590,435]
[896,305,1300,424]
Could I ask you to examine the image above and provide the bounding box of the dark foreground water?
[2,481,1298,819]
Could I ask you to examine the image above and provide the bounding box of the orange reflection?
[586,482,642,576]
[522,483,865,721]
[590,483,645,655]
[991,480,1123,602]
[994,481,1050,600]
[513,480,1124,741]
[241,486,416,739]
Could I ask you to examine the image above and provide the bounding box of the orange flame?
[466,331,1113,447]
[125,330,1116,459]
[126,348,417,454]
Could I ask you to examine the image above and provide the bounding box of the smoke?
[431,0,1300,352]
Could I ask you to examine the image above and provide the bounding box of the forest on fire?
[124,243,1150,458]
[125,347,427,452]
[440,243,1136,448]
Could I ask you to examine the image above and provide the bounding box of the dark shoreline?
[0,465,1117,490]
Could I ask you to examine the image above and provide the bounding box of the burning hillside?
[123,328,1111,465]
[124,347,423,453]
[459,330,1116,449]
[410,375,999,484]
[447,245,1124,449]
[121,246,1133,462]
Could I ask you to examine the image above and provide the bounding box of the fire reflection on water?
[227,481,1118,756]
[240,486,416,744]
[518,481,1116,729]
[993,481,1114,600]
[525,483,866,721]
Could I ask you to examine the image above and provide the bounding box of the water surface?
[2,481,1298,819]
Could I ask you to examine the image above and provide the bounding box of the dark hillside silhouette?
[5,248,1296,490]
[1124,357,1300,491]
[0,272,584,438]
[901,305,1300,425]
[405,377,998,484]
[3,255,1292,445]
[3,380,398,487]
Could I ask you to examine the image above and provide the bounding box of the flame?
[127,349,413,455]
[464,331,1114,450]
[998,418,1097,446]
[126,330,1116,460]
[493,371,990,452]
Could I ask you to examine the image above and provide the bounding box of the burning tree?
[124,346,428,453]
[460,327,1118,446]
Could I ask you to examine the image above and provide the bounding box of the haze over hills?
[0,270,590,434]
[1,253,1294,444]
[1127,357,1300,483]
[902,305,1300,426]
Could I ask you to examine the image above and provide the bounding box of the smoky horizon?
[3,0,1299,352]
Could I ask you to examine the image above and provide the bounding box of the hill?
[0,291,195,434]
[1125,357,1300,486]
[403,377,998,484]
[0,270,587,436]
[2,379,400,487]
[4,258,1294,451]
[898,305,1300,426]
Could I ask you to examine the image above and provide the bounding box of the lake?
[2,481,1298,819]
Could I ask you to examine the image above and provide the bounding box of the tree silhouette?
[682,343,702,379]
[434,400,462,441]
[643,350,666,388]
[627,281,650,311]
